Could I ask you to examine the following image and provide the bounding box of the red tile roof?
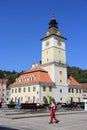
[81,83,87,92]
[11,66,54,86]
[69,76,82,87]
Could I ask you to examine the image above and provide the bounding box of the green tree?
[49,96,55,104]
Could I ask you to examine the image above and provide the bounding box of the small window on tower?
[57,41,61,46]
[46,41,49,46]
[59,71,62,75]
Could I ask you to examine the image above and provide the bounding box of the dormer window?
[29,75,35,81]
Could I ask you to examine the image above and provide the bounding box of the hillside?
[0,66,87,86]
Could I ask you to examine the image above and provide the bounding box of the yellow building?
[10,66,55,103]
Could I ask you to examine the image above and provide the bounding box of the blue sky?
[0,0,87,72]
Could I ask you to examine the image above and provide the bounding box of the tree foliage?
[49,96,55,104]
[0,70,20,86]
[67,66,87,83]
[0,66,87,87]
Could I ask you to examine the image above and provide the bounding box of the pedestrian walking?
[49,100,59,124]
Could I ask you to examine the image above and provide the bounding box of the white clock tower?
[41,16,68,103]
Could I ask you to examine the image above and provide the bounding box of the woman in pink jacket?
[49,100,59,124]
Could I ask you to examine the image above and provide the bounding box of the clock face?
[46,41,49,46]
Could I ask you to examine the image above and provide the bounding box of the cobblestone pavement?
[0,109,87,130]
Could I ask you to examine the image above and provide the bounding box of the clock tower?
[41,16,68,103]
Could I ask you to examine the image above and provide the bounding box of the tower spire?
[41,15,67,40]
[48,14,58,29]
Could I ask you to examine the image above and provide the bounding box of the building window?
[23,78,27,82]
[33,86,36,92]
[72,88,74,93]
[29,76,35,81]
[21,79,22,82]
[78,97,80,102]
[28,87,30,92]
[12,89,14,93]
[29,77,32,81]
[23,87,26,92]
[7,91,9,95]
[49,86,52,92]
[71,97,73,102]
[43,86,46,91]
[18,88,21,93]
[15,88,17,93]
[68,88,71,93]
[59,71,62,75]
[76,89,78,93]
[60,98,62,101]
[43,96,47,103]
[28,96,30,102]
[60,80,62,83]
[60,89,62,93]
[33,96,35,102]
[79,89,81,93]
[15,97,17,102]
[32,77,34,80]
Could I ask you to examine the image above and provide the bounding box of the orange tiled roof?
[69,76,82,87]
[81,83,87,92]
[11,66,54,86]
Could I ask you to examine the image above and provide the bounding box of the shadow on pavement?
[0,126,19,130]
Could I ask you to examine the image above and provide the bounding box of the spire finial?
[52,12,55,19]
[48,13,58,29]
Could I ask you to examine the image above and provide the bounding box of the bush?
[7,100,16,108]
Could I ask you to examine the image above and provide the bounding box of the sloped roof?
[0,79,8,84]
[81,83,87,92]
[11,66,54,87]
[69,76,82,87]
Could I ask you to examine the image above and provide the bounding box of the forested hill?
[67,66,87,83]
[0,66,87,86]
[0,70,21,86]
